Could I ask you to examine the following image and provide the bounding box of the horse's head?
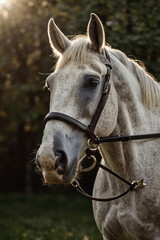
[36,13,118,185]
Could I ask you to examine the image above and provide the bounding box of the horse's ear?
[87,13,105,53]
[48,18,71,54]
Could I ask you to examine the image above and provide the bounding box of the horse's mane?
[54,35,160,108]
[111,49,160,108]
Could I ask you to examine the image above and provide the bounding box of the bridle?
[44,48,160,201]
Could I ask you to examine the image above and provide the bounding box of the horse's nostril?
[55,150,68,175]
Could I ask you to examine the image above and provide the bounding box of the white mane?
[111,49,160,108]
[54,35,160,108]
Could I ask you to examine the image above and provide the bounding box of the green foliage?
[0,0,159,192]
[0,193,101,240]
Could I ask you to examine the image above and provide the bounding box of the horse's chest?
[92,168,159,239]
[93,200,156,240]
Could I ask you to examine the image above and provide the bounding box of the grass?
[0,192,102,240]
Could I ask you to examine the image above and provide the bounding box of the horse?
[36,13,160,239]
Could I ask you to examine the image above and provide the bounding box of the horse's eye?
[89,78,100,87]
[83,75,100,89]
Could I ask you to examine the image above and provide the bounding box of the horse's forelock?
[54,35,107,75]
[55,36,91,70]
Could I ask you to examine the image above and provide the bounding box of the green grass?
[0,192,102,240]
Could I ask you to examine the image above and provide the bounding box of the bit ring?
[87,138,99,151]
[79,155,97,172]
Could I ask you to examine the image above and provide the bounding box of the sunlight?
[0,0,7,5]
[0,0,10,8]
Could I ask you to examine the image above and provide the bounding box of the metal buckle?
[132,179,146,190]
[87,138,99,151]
[103,84,110,94]
[71,179,80,188]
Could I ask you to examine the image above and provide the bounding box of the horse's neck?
[100,70,159,182]
[99,107,144,182]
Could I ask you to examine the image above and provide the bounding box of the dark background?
[0,0,160,194]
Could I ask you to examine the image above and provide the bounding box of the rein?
[44,48,160,201]
[96,132,160,144]
[72,146,146,202]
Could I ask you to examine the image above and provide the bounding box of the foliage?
[0,193,101,240]
[0,0,159,193]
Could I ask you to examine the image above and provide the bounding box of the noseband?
[44,48,160,201]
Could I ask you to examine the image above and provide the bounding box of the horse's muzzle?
[36,146,77,184]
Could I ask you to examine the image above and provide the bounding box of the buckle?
[87,138,99,151]
[103,85,110,94]
[131,179,146,190]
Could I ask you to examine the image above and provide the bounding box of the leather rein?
[45,49,160,201]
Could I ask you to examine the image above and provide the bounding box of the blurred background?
[0,1,160,239]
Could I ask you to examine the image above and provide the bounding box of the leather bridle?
[44,49,160,201]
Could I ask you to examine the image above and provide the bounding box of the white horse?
[36,13,160,239]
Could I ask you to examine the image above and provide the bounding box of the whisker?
[38,72,51,76]
[31,157,36,163]
[35,165,41,174]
